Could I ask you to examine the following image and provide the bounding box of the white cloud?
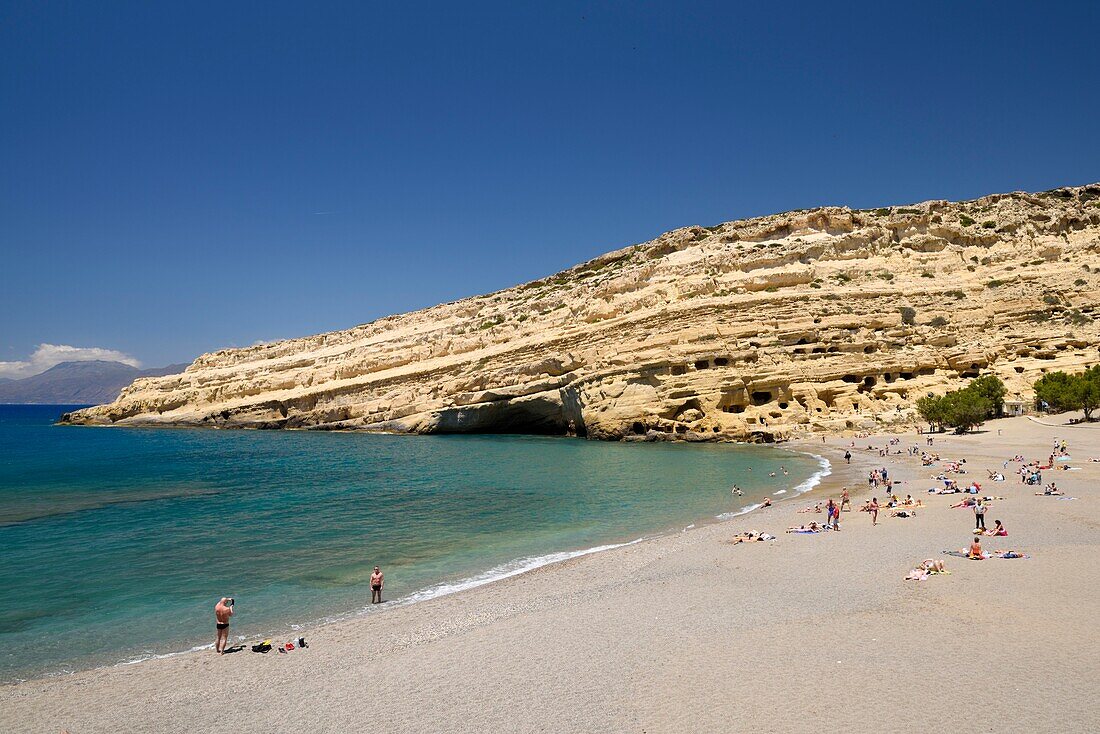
[0,344,142,380]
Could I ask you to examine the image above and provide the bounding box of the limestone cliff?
[62,184,1100,441]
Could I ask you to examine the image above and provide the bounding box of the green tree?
[916,394,947,431]
[1034,371,1080,413]
[939,389,993,432]
[968,374,1007,417]
[1078,366,1100,421]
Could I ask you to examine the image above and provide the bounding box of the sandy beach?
[3,414,1098,733]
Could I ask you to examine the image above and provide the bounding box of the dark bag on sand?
[298,637,308,649]
[251,641,272,653]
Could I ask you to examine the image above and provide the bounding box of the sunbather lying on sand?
[905,558,947,580]
[729,531,776,544]
[797,503,822,514]
[891,509,916,518]
[786,522,822,533]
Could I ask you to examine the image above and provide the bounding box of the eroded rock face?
[61,185,1100,440]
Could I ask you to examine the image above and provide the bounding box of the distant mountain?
[0,361,187,405]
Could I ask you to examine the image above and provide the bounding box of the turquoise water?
[0,405,825,682]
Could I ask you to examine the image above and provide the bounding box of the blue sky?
[2,1,1098,373]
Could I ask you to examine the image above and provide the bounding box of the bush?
[960,214,976,226]
[899,306,917,325]
[1075,278,1087,286]
[986,279,1004,288]
[1066,309,1090,326]
[982,220,995,229]
[929,316,948,327]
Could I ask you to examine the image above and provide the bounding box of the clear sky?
[2,1,1098,374]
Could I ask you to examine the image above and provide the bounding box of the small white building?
[1003,399,1029,417]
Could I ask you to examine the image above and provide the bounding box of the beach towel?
[993,552,1030,559]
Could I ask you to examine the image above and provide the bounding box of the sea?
[0,404,828,682]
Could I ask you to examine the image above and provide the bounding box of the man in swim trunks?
[214,597,234,654]
[840,488,851,512]
[371,566,384,604]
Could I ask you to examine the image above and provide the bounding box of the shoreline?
[3,444,834,686]
[4,414,1097,732]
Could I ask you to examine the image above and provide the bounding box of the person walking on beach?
[214,597,234,654]
[973,498,987,532]
[844,450,852,464]
[869,497,879,526]
[840,487,851,512]
[370,566,384,604]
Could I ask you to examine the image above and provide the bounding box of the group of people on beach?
[213,566,384,654]
[741,430,1054,580]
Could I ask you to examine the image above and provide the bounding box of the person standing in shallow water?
[370,566,384,604]
[214,597,233,654]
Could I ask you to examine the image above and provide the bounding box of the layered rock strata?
[62,185,1100,441]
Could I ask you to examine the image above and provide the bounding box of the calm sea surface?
[0,404,825,681]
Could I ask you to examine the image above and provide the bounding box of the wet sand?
[3,415,1098,733]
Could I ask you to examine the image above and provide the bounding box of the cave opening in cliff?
[751,390,772,406]
[431,396,587,438]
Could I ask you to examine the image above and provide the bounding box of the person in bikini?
[371,566,384,604]
[214,597,234,654]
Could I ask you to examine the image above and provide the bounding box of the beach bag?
[251,640,272,653]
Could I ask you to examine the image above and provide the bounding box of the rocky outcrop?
[61,184,1100,440]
